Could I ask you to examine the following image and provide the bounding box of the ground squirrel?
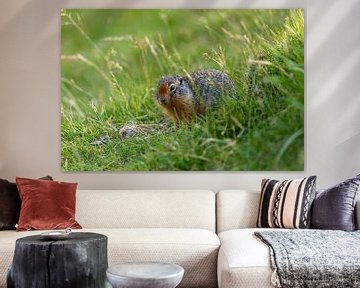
[156,69,236,122]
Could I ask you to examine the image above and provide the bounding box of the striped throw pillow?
[257,176,317,229]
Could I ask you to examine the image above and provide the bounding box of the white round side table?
[106,262,184,288]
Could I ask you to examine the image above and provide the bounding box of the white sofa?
[216,190,360,288]
[1,189,359,288]
[0,190,219,288]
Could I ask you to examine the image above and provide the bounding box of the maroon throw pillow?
[16,177,82,231]
[0,176,53,230]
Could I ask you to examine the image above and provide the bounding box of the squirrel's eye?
[169,83,176,91]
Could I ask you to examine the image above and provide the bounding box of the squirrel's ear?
[179,77,184,85]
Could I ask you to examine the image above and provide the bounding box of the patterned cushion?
[256,176,316,229]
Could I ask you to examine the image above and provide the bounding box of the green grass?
[61,9,304,171]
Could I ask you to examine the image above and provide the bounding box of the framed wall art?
[61,9,304,171]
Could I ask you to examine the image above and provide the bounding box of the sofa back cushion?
[76,190,216,231]
[216,190,260,233]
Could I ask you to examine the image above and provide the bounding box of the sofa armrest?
[356,200,360,230]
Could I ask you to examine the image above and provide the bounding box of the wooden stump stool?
[7,232,108,288]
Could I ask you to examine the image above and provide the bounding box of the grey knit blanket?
[254,230,360,288]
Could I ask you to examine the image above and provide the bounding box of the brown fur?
[157,80,200,122]
[160,97,198,123]
[158,84,168,94]
[157,84,171,105]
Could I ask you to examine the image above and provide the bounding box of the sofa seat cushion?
[0,228,219,288]
[218,228,283,288]
[102,228,220,288]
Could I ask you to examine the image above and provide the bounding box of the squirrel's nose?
[160,99,167,104]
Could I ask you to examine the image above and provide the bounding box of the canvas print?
[61,9,304,171]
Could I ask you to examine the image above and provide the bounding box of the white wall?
[0,0,359,190]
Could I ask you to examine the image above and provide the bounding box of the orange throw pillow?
[16,177,82,231]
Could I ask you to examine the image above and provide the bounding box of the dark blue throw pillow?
[311,174,360,231]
